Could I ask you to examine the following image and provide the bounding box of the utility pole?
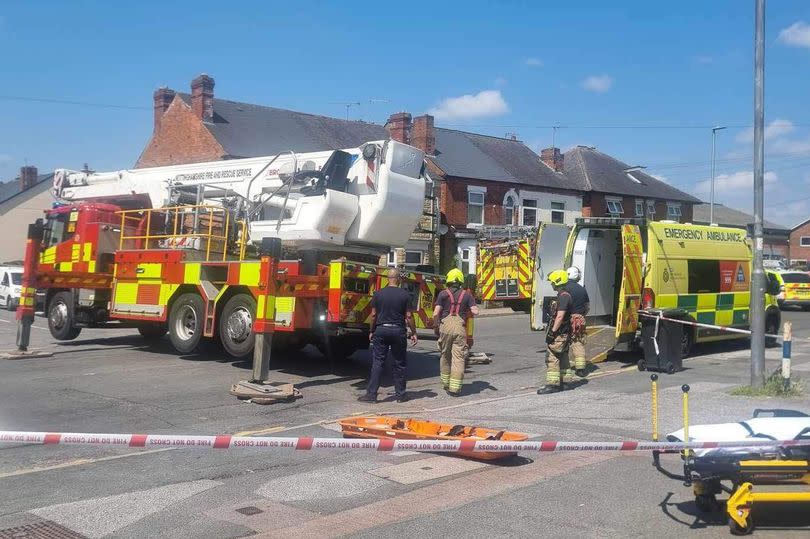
[710,126,726,224]
[750,0,766,388]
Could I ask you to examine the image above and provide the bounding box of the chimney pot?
[386,112,412,144]
[20,166,38,191]
[540,147,564,172]
[153,86,176,131]
[191,74,215,122]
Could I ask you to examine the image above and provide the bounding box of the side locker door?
[530,223,569,331]
[477,245,495,301]
[615,224,644,341]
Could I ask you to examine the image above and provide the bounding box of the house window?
[503,193,517,225]
[606,198,624,216]
[467,189,485,226]
[521,199,538,226]
[460,248,471,275]
[635,200,644,217]
[550,201,565,224]
[403,250,423,267]
[667,203,682,220]
[801,237,810,247]
[647,200,656,218]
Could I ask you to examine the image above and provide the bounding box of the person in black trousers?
[358,268,417,403]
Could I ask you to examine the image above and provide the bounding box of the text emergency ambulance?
[531,217,781,356]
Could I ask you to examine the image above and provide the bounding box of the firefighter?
[538,269,574,394]
[433,268,479,396]
[566,266,590,378]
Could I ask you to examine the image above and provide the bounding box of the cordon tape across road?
[1,431,809,454]
[638,310,783,340]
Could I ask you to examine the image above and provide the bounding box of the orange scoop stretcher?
[338,416,529,461]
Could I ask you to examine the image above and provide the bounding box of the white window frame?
[635,199,644,217]
[667,203,682,220]
[503,191,518,225]
[550,201,565,224]
[647,200,656,217]
[801,236,810,247]
[467,186,486,227]
[460,247,472,275]
[521,198,538,226]
[605,197,624,216]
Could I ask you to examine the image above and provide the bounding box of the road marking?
[0,448,175,479]
[234,426,286,437]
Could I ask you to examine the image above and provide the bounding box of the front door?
[530,223,569,331]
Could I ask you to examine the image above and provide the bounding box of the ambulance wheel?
[137,324,167,341]
[219,294,256,359]
[168,293,204,354]
[728,516,753,535]
[47,291,81,341]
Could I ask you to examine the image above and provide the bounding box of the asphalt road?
[0,307,808,538]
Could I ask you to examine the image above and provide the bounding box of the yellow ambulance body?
[558,218,780,355]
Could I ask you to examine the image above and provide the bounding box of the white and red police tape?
[1,431,809,454]
[638,310,781,339]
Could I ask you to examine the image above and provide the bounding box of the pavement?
[0,307,808,538]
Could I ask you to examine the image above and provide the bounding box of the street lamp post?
[710,126,726,225]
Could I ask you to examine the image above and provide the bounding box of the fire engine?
[16,140,460,364]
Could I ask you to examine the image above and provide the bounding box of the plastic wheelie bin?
[638,308,687,374]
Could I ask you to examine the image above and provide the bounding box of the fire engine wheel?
[168,293,205,354]
[47,291,82,341]
[219,294,256,359]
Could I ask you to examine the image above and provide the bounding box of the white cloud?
[427,90,509,121]
[525,58,543,67]
[735,119,795,143]
[778,21,810,48]
[768,136,810,155]
[695,170,777,196]
[582,74,614,93]
[494,76,507,87]
[694,55,713,64]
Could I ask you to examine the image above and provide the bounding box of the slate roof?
[692,203,788,231]
[177,94,389,158]
[432,129,578,190]
[563,145,700,203]
[0,173,54,206]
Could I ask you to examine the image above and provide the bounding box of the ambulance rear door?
[614,224,644,341]
[530,223,569,330]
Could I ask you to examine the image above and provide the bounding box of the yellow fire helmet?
[547,269,569,287]
[446,268,465,284]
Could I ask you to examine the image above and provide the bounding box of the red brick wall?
[789,220,810,263]
[440,177,517,229]
[135,97,225,168]
[584,192,694,222]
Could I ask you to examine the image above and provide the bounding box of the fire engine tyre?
[168,293,205,354]
[219,294,256,359]
[47,291,82,341]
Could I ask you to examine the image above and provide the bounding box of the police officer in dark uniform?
[359,268,417,403]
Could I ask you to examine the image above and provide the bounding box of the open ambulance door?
[614,224,644,342]
[530,223,569,331]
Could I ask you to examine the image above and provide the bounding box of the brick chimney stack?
[191,73,215,122]
[411,115,435,155]
[20,166,38,192]
[153,86,176,131]
[386,112,412,144]
[541,147,564,172]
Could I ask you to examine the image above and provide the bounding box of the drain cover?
[0,521,86,539]
[235,506,264,516]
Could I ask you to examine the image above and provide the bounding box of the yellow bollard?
[681,384,691,459]
[651,374,660,466]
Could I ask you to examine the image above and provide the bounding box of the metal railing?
[117,205,247,261]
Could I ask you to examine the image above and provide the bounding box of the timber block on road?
[1,349,53,360]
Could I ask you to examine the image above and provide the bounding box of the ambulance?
[530,217,781,356]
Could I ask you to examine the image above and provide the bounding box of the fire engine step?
[584,326,615,364]
[1,349,54,360]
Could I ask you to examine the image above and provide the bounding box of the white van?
[0,266,23,311]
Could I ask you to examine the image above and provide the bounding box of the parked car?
[777,270,810,310]
[0,266,23,311]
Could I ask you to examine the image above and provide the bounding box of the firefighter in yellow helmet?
[538,269,576,394]
[433,268,479,396]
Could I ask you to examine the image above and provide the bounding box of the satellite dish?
[438,224,449,235]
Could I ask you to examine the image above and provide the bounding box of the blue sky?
[2,0,810,225]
